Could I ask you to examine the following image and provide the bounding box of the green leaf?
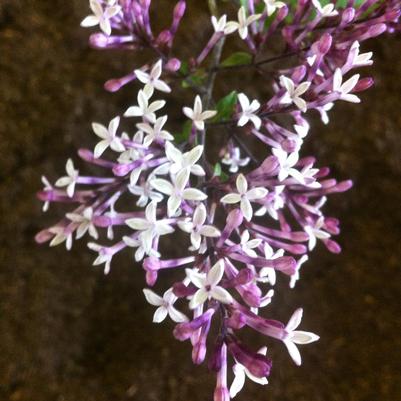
[181,69,207,89]
[213,163,222,177]
[174,121,192,144]
[212,91,238,122]
[179,61,189,76]
[213,162,229,182]
[221,52,252,68]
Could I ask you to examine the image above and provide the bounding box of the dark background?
[0,1,400,400]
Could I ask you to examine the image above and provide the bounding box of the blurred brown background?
[0,1,401,400]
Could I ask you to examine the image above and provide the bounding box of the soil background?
[0,1,400,401]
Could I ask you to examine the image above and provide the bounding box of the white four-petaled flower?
[137,115,174,147]
[55,159,79,198]
[221,174,268,221]
[304,216,330,250]
[224,6,262,39]
[279,76,311,112]
[264,0,286,17]
[255,185,285,220]
[135,60,171,94]
[240,230,262,257]
[258,242,284,286]
[272,148,305,184]
[211,14,229,33]
[124,88,166,123]
[165,142,205,177]
[312,0,339,18]
[66,207,98,239]
[349,41,373,67]
[186,260,233,309]
[80,0,121,36]
[125,201,174,254]
[123,235,157,262]
[49,227,73,250]
[222,147,250,173]
[92,116,125,158]
[333,68,360,103]
[128,180,163,207]
[237,93,261,129]
[229,347,269,398]
[283,308,320,366]
[183,95,217,131]
[177,203,221,251]
[87,242,113,274]
[41,176,53,212]
[151,170,207,217]
[143,288,189,323]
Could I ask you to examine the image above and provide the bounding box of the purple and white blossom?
[92,116,125,158]
[186,260,233,309]
[279,76,311,112]
[124,88,166,123]
[81,0,121,36]
[37,1,399,398]
[283,308,320,366]
[55,159,78,198]
[221,174,268,221]
[143,288,188,323]
[222,147,250,174]
[178,203,220,251]
[264,0,286,17]
[225,6,262,39]
[183,95,217,131]
[135,60,171,94]
[237,93,261,129]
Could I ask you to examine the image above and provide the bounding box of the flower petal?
[153,306,168,323]
[240,197,253,221]
[236,174,248,194]
[183,188,208,201]
[210,286,233,304]
[221,193,241,204]
[284,340,302,366]
[246,187,268,200]
[286,308,303,331]
[143,288,163,306]
[168,306,189,323]
[207,259,225,286]
[230,365,246,398]
[189,288,208,309]
[291,330,320,344]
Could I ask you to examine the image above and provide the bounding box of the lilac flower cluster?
[36,1,400,399]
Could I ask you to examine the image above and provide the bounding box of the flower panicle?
[37,0,399,398]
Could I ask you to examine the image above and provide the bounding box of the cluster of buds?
[36,1,400,399]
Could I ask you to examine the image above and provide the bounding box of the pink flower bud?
[353,77,374,92]
[341,7,355,25]
[165,58,181,72]
[318,33,332,55]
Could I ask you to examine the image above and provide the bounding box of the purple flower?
[37,0,399,398]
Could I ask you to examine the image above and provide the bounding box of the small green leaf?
[212,91,238,122]
[179,61,189,76]
[214,163,229,182]
[213,163,222,177]
[181,69,207,89]
[221,52,253,68]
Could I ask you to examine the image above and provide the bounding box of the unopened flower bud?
[341,7,355,25]
[318,33,332,55]
[353,77,374,92]
[165,58,181,72]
